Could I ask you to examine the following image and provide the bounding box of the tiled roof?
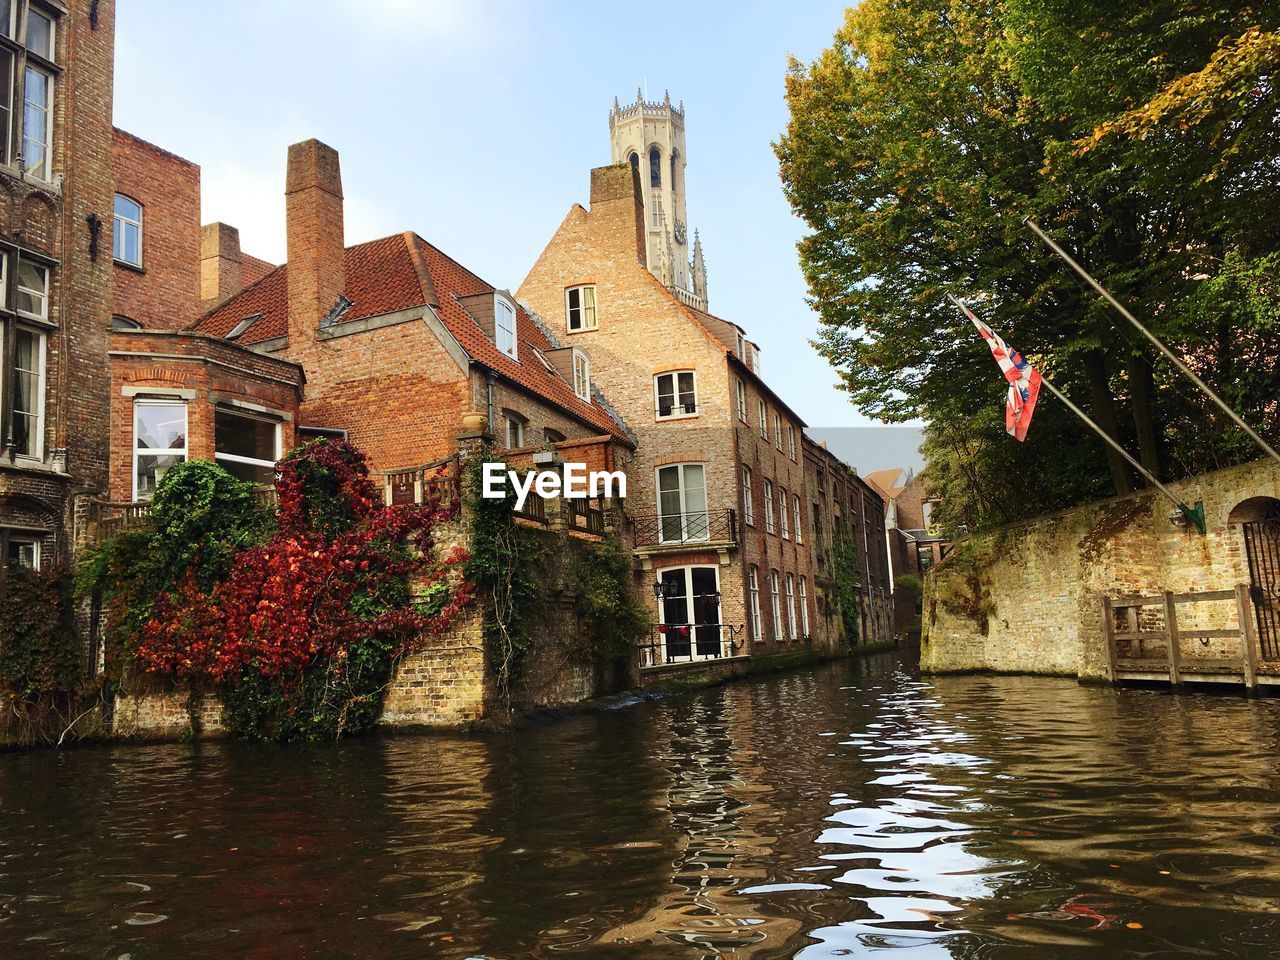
[240,253,276,287]
[193,232,631,444]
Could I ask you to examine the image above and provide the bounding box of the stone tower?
[609,90,707,310]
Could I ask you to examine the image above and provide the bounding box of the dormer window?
[735,331,745,359]
[655,370,697,420]
[566,285,597,332]
[572,350,590,401]
[495,295,517,359]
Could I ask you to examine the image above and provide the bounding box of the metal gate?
[1242,510,1280,659]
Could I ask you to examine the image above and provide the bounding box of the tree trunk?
[1127,354,1161,481]
[1083,350,1134,495]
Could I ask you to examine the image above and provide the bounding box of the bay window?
[655,370,696,419]
[215,407,281,485]
[133,399,187,500]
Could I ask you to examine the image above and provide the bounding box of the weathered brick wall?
[111,129,201,328]
[381,606,489,727]
[921,458,1280,678]
[112,688,225,740]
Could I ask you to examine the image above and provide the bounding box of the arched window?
[628,152,639,176]
[114,194,143,267]
[111,314,141,330]
[670,150,679,193]
[649,146,661,188]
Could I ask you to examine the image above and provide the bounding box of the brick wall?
[921,458,1280,678]
[111,128,201,328]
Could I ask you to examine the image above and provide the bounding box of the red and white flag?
[953,297,1042,442]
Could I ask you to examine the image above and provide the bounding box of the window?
[649,146,661,188]
[656,462,708,543]
[573,350,590,401]
[736,379,747,422]
[779,486,790,539]
[505,412,525,449]
[748,565,762,640]
[786,574,797,640]
[22,63,51,179]
[113,195,143,267]
[565,285,597,332]
[133,399,187,500]
[655,564,723,662]
[764,479,775,534]
[793,494,803,544]
[10,325,42,457]
[495,296,517,359]
[918,544,934,571]
[215,407,281,486]
[25,6,53,60]
[758,401,767,440]
[788,425,797,461]
[16,261,47,320]
[111,314,142,330]
[741,466,754,526]
[799,577,810,636]
[544,428,565,444]
[628,151,639,175]
[735,331,745,359]
[774,412,782,450]
[770,570,782,639]
[655,370,696,419]
[6,534,38,568]
[0,1,12,38]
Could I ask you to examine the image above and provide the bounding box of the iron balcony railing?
[632,509,737,548]
[637,623,745,668]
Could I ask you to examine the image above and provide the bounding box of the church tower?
[609,90,707,310]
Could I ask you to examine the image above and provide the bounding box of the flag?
[954,297,1042,442]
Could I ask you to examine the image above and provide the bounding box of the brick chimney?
[285,139,345,348]
[589,163,646,266]
[200,222,242,304]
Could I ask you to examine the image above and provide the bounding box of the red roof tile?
[193,232,631,444]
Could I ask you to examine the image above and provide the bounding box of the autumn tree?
[778,0,1280,530]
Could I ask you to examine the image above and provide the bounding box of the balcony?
[632,510,737,563]
[637,623,746,669]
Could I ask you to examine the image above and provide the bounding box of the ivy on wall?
[0,563,81,699]
[832,537,863,644]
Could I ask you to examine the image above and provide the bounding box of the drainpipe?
[485,370,496,435]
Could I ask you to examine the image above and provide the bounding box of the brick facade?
[111,128,200,329]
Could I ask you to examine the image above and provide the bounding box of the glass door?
[657,463,708,543]
[659,566,722,662]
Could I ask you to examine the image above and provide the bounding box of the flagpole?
[946,292,1205,532]
[1024,217,1280,465]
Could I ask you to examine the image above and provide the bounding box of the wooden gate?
[1243,512,1280,660]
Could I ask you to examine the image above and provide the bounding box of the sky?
[113,0,924,474]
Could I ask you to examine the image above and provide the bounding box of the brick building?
[0,0,115,573]
[803,437,892,647]
[867,466,946,641]
[519,154,822,666]
[190,139,634,488]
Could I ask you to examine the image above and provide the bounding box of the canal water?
[3,655,1280,959]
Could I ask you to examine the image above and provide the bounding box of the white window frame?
[15,260,47,321]
[25,6,54,60]
[113,194,143,267]
[758,400,767,440]
[799,576,810,637]
[572,349,590,401]
[655,563,724,663]
[736,379,747,422]
[786,574,797,640]
[656,462,709,543]
[132,398,188,501]
[654,370,697,420]
[735,331,745,359]
[565,284,598,333]
[748,565,762,640]
[495,295,518,359]
[774,412,783,451]
[22,62,53,181]
[779,486,790,539]
[213,406,282,483]
[741,466,754,526]
[505,412,525,449]
[764,479,775,534]
[770,570,782,639]
[6,534,40,569]
[9,323,44,459]
[788,425,797,461]
[793,494,803,544]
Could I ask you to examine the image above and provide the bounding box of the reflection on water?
[3,656,1280,958]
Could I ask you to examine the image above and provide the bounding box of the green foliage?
[778,1,1280,528]
[0,563,81,697]
[572,535,650,662]
[895,573,923,606]
[831,536,862,644]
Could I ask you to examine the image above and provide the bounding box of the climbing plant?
[832,537,862,644]
[0,563,81,698]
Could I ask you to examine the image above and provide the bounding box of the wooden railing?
[379,456,462,512]
[567,495,605,536]
[1103,586,1265,688]
[87,500,152,542]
